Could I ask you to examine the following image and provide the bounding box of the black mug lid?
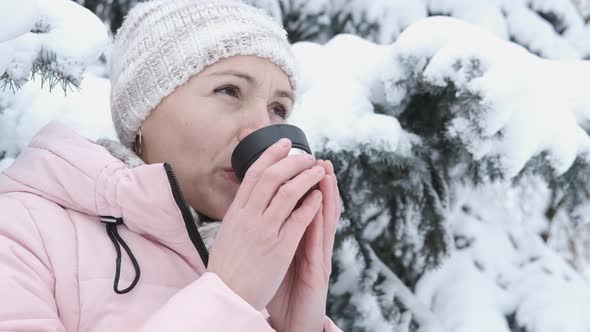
[231,124,312,181]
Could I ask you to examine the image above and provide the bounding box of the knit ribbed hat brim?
[109,0,298,148]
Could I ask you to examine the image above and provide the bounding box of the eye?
[270,102,290,120]
[214,85,241,98]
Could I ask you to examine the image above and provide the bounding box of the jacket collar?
[0,120,217,273]
[94,136,220,252]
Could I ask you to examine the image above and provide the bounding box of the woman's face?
[141,55,294,220]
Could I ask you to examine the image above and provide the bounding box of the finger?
[302,202,324,263]
[311,160,340,265]
[264,165,325,229]
[317,159,341,222]
[325,159,335,175]
[333,173,342,217]
[233,138,291,207]
[321,159,342,217]
[315,159,324,168]
[246,154,316,211]
[316,159,330,174]
[321,160,341,214]
[278,190,323,255]
[319,175,338,266]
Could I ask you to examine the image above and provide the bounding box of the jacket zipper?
[163,163,209,267]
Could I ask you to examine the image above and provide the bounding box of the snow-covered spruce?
[287,17,590,331]
[0,0,108,93]
[244,0,590,60]
[383,16,590,179]
[416,179,590,332]
[0,0,111,170]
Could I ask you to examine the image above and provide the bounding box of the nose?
[237,106,272,142]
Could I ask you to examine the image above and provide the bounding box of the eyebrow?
[208,70,294,103]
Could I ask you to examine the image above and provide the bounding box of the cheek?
[173,105,218,150]
[158,98,242,211]
[175,119,232,161]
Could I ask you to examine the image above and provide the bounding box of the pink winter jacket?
[0,121,342,331]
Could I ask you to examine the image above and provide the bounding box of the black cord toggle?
[100,216,141,294]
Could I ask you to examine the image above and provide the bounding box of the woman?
[0,0,342,331]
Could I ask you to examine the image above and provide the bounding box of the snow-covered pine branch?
[251,0,590,60]
[286,14,590,330]
[415,179,590,332]
[0,0,108,94]
[383,16,590,179]
[0,0,111,172]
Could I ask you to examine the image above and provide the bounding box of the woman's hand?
[267,159,341,332]
[207,138,325,311]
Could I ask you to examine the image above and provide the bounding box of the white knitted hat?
[109,0,298,148]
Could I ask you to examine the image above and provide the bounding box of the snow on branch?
[0,0,108,94]
[383,16,590,178]
[415,180,590,332]
[289,34,420,156]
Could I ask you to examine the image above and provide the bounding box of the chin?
[201,176,240,221]
[218,199,233,220]
[204,196,233,221]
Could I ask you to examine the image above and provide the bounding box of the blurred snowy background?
[3,0,590,331]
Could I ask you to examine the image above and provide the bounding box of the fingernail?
[304,154,315,161]
[313,165,325,174]
[278,138,290,147]
[315,190,323,199]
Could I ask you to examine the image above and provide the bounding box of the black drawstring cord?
[100,216,141,294]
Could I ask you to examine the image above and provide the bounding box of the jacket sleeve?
[0,197,66,332]
[139,272,275,331]
[140,272,344,332]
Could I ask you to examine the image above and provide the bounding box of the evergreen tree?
[1,0,107,95]
[76,0,141,36]
[0,0,107,166]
